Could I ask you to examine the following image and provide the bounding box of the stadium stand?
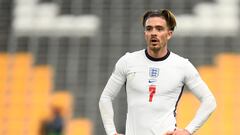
[178,53,240,135]
[0,53,92,135]
[0,0,239,134]
[65,118,92,135]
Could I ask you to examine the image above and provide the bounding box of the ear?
[167,30,173,40]
[144,30,147,35]
[144,30,148,40]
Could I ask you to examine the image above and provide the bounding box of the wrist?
[184,129,191,135]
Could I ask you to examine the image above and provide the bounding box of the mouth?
[150,38,159,44]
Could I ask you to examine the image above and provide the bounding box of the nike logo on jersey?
[148,79,157,84]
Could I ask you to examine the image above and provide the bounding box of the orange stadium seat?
[31,66,53,95]
[197,66,221,135]
[7,106,26,121]
[27,66,54,135]
[6,120,25,135]
[7,53,33,106]
[10,53,33,79]
[0,52,79,135]
[0,53,9,97]
[0,53,9,80]
[66,118,92,135]
[198,66,224,135]
[176,53,240,135]
[215,53,240,135]
[0,103,9,122]
[10,79,29,97]
[183,53,240,135]
[30,66,53,118]
[198,66,218,91]
[50,91,73,118]
[177,92,200,128]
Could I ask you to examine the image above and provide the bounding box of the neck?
[145,48,170,61]
[147,47,168,58]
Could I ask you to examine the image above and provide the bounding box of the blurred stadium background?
[0,0,239,134]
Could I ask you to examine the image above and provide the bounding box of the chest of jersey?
[126,65,184,95]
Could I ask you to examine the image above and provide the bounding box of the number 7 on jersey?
[149,85,156,102]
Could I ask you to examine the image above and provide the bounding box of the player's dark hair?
[142,9,177,31]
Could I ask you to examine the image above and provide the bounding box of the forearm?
[99,75,125,135]
[99,99,117,135]
[185,82,217,134]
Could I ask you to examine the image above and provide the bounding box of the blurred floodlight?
[13,0,100,37]
[175,0,238,37]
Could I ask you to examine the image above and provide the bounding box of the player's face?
[144,17,173,52]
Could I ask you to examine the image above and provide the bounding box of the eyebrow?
[145,25,165,28]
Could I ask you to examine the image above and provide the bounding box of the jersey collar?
[145,49,170,61]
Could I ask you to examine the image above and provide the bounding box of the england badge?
[149,67,159,78]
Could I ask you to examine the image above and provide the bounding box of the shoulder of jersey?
[123,49,145,59]
[169,52,189,62]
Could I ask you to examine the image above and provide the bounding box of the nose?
[150,29,157,36]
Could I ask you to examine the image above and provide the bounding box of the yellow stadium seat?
[176,92,200,128]
[25,118,42,135]
[215,53,239,79]
[7,107,25,121]
[31,66,53,95]
[0,53,8,63]
[0,53,9,129]
[29,66,53,114]
[50,91,73,118]
[0,80,7,94]
[0,121,7,135]
[23,104,51,135]
[10,53,33,79]
[66,118,92,135]
[214,53,240,135]
[196,66,218,134]
[0,90,7,105]
[10,79,29,94]
[8,92,26,105]
[0,53,9,80]
[0,103,10,121]
[0,53,78,135]
[198,66,218,90]
[7,53,33,101]
[0,53,9,96]
[4,120,25,135]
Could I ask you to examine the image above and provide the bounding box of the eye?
[145,26,152,31]
[156,26,164,31]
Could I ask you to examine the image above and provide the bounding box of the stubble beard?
[149,42,166,53]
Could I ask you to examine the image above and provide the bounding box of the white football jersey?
[99,49,216,135]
